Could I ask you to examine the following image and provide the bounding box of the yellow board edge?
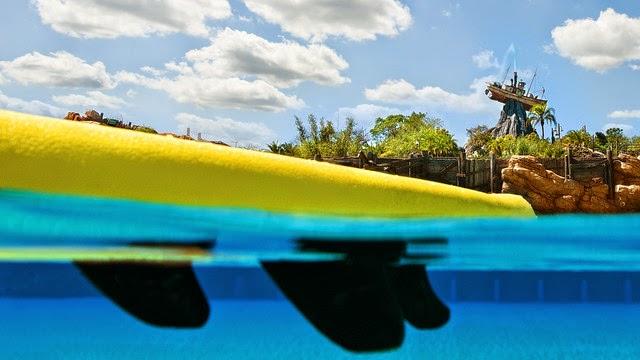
[0,246,211,263]
[0,109,534,218]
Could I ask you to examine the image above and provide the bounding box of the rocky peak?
[490,100,534,138]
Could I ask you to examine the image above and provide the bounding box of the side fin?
[391,265,449,329]
[262,260,404,352]
[75,261,209,328]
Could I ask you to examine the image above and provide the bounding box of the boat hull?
[485,84,547,111]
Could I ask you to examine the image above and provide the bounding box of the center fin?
[262,260,404,352]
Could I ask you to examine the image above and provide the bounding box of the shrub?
[291,114,367,159]
[372,113,458,157]
[487,134,564,158]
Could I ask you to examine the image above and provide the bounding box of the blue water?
[2,189,640,270]
[2,189,640,358]
[1,299,639,359]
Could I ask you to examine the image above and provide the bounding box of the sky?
[0,0,639,147]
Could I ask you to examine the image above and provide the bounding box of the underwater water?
[2,299,640,359]
[2,189,640,358]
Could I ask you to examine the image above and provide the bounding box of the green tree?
[267,141,280,153]
[267,141,296,156]
[562,128,592,148]
[370,112,441,142]
[293,114,367,158]
[464,125,493,158]
[606,127,628,155]
[294,116,307,143]
[594,132,608,151]
[279,142,296,156]
[629,136,640,154]
[528,105,556,140]
[371,113,457,157]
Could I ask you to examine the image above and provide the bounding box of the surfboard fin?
[261,260,405,352]
[391,265,450,329]
[262,235,450,352]
[75,261,209,328]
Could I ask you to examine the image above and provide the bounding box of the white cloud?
[53,91,127,109]
[472,50,500,69]
[175,112,275,146]
[185,28,349,87]
[630,64,640,71]
[243,0,412,42]
[0,91,63,117]
[141,66,166,77]
[0,51,115,88]
[608,110,640,119]
[336,104,401,129]
[126,89,137,98]
[33,0,231,39]
[364,76,497,114]
[114,29,345,111]
[551,8,640,72]
[116,71,303,112]
[603,123,634,132]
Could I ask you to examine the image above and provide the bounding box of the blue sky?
[1,0,639,146]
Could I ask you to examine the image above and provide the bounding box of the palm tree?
[267,141,281,153]
[528,105,556,140]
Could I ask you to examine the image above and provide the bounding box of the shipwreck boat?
[485,71,547,111]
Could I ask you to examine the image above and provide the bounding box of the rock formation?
[490,100,534,137]
[502,155,640,213]
[64,110,103,122]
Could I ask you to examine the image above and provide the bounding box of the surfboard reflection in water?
[2,190,640,358]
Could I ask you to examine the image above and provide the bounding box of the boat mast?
[526,68,537,96]
[501,64,511,85]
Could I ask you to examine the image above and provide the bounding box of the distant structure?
[63,109,229,146]
[485,71,547,137]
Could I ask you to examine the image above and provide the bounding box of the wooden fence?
[322,149,619,196]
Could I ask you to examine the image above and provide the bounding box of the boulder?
[84,110,102,122]
[64,112,81,121]
[614,154,640,180]
[501,155,640,213]
[615,185,640,211]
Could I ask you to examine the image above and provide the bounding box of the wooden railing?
[321,149,620,195]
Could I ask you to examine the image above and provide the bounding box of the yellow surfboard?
[0,109,533,218]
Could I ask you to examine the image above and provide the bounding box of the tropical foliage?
[630,136,640,153]
[561,128,592,148]
[267,141,296,156]
[371,112,458,157]
[486,134,565,158]
[465,125,493,158]
[290,114,367,158]
[527,104,556,140]
[271,108,638,161]
[134,125,157,134]
[606,127,629,155]
[560,127,635,155]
